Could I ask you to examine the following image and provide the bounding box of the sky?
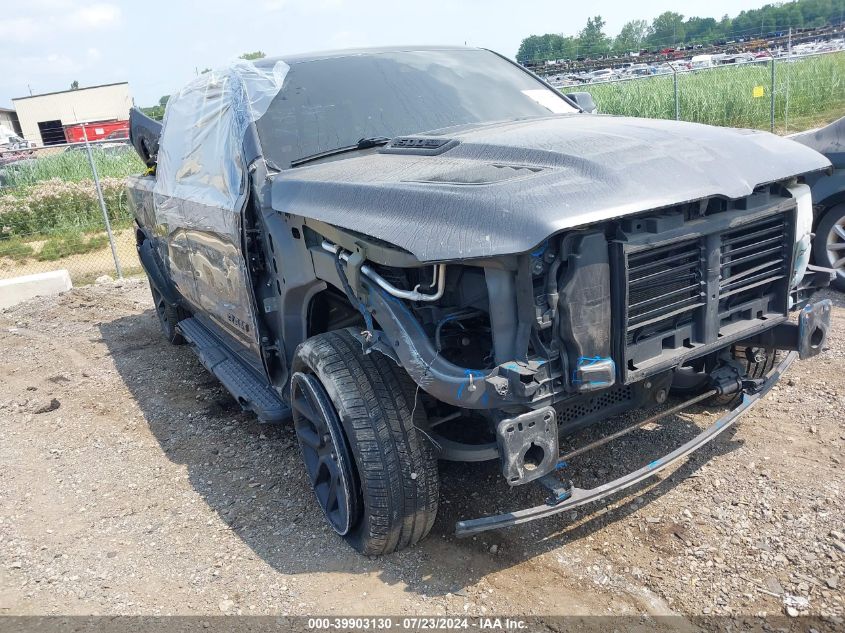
[1,0,772,107]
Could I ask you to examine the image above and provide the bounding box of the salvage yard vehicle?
[127,46,834,555]
[791,116,845,291]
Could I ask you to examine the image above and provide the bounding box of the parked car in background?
[587,68,616,82]
[623,63,652,77]
[792,116,845,291]
[690,54,726,69]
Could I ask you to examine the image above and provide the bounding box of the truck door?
[152,72,266,360]
[186,214,262,356]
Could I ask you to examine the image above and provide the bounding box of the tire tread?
[293,329,438,555]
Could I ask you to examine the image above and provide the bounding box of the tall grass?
[0,177,132,238]
[579,51,845,131]
[3,146,144,188]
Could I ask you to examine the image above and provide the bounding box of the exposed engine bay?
[244,179,830,490]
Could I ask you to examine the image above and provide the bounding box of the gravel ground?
[0,279,843,627]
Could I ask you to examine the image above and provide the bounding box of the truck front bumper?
[455,350,798,537]
[455,298,832,537]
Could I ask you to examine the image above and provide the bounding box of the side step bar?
[177,318,291,423]
[455,351,798,537]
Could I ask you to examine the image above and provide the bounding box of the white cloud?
[0,3,121,40]
[67,3,122,29]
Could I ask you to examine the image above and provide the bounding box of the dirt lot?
[0,279,843,626]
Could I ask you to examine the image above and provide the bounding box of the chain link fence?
[0,133,144,285]
[566,50,845,134]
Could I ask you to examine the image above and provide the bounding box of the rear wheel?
[149,282,185,345]
[291,329,439,555]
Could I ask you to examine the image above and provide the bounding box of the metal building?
[11,82,132,146]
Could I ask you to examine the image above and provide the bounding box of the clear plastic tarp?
[153,59,289,237]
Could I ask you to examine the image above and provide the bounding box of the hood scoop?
[408,163,545,185]
[381,136,458,156]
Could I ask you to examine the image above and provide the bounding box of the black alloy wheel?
[290,371,360,536]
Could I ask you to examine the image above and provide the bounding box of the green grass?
[2,146,144,188]
[0,176,134,238]
[0,239,34,262]
[35,232,110,262]
[578,52,845,131]
[0,230,113,263]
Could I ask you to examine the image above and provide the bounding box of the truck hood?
[270,114,831,262]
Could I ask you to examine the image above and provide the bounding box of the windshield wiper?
[290,136,391,168]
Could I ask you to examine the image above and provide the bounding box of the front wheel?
[291,329,439,555]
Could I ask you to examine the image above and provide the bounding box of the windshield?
[255,49,577,168]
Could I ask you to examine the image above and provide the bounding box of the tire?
[291,329,439,555]
[148,281,185,345]
[708,345,778,407]
[812,202,845,292]
[672,345,778,407]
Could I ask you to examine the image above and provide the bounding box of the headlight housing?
[787,183,813,289]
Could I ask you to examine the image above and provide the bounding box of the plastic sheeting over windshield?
[153,59,289,237]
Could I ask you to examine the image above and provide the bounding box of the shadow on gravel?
[100,310,744,598]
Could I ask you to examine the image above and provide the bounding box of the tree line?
[516,0,845,63]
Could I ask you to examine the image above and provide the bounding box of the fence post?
[770,58,776,133]
[673,65,680,121]
[83,132,123,278]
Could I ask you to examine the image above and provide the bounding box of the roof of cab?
[255,45,481,67]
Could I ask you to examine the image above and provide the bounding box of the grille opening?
[719,215,788,317]
[625,239,704,346]
[620,209,791,377]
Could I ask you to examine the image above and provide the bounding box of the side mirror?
[566,91,598,114]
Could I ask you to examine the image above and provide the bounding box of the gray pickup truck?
[127,46,833,554]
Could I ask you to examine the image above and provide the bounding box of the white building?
[0,107,22,141]
[11,82,132,146]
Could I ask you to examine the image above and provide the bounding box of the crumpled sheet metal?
[790,115,845,157]
[153,59,289,237]
[271,115,831,262]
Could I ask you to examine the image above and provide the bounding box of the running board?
[177,318,291,423]
[455,351,798,537]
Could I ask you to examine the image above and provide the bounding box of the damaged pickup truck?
[127,46,834,555]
